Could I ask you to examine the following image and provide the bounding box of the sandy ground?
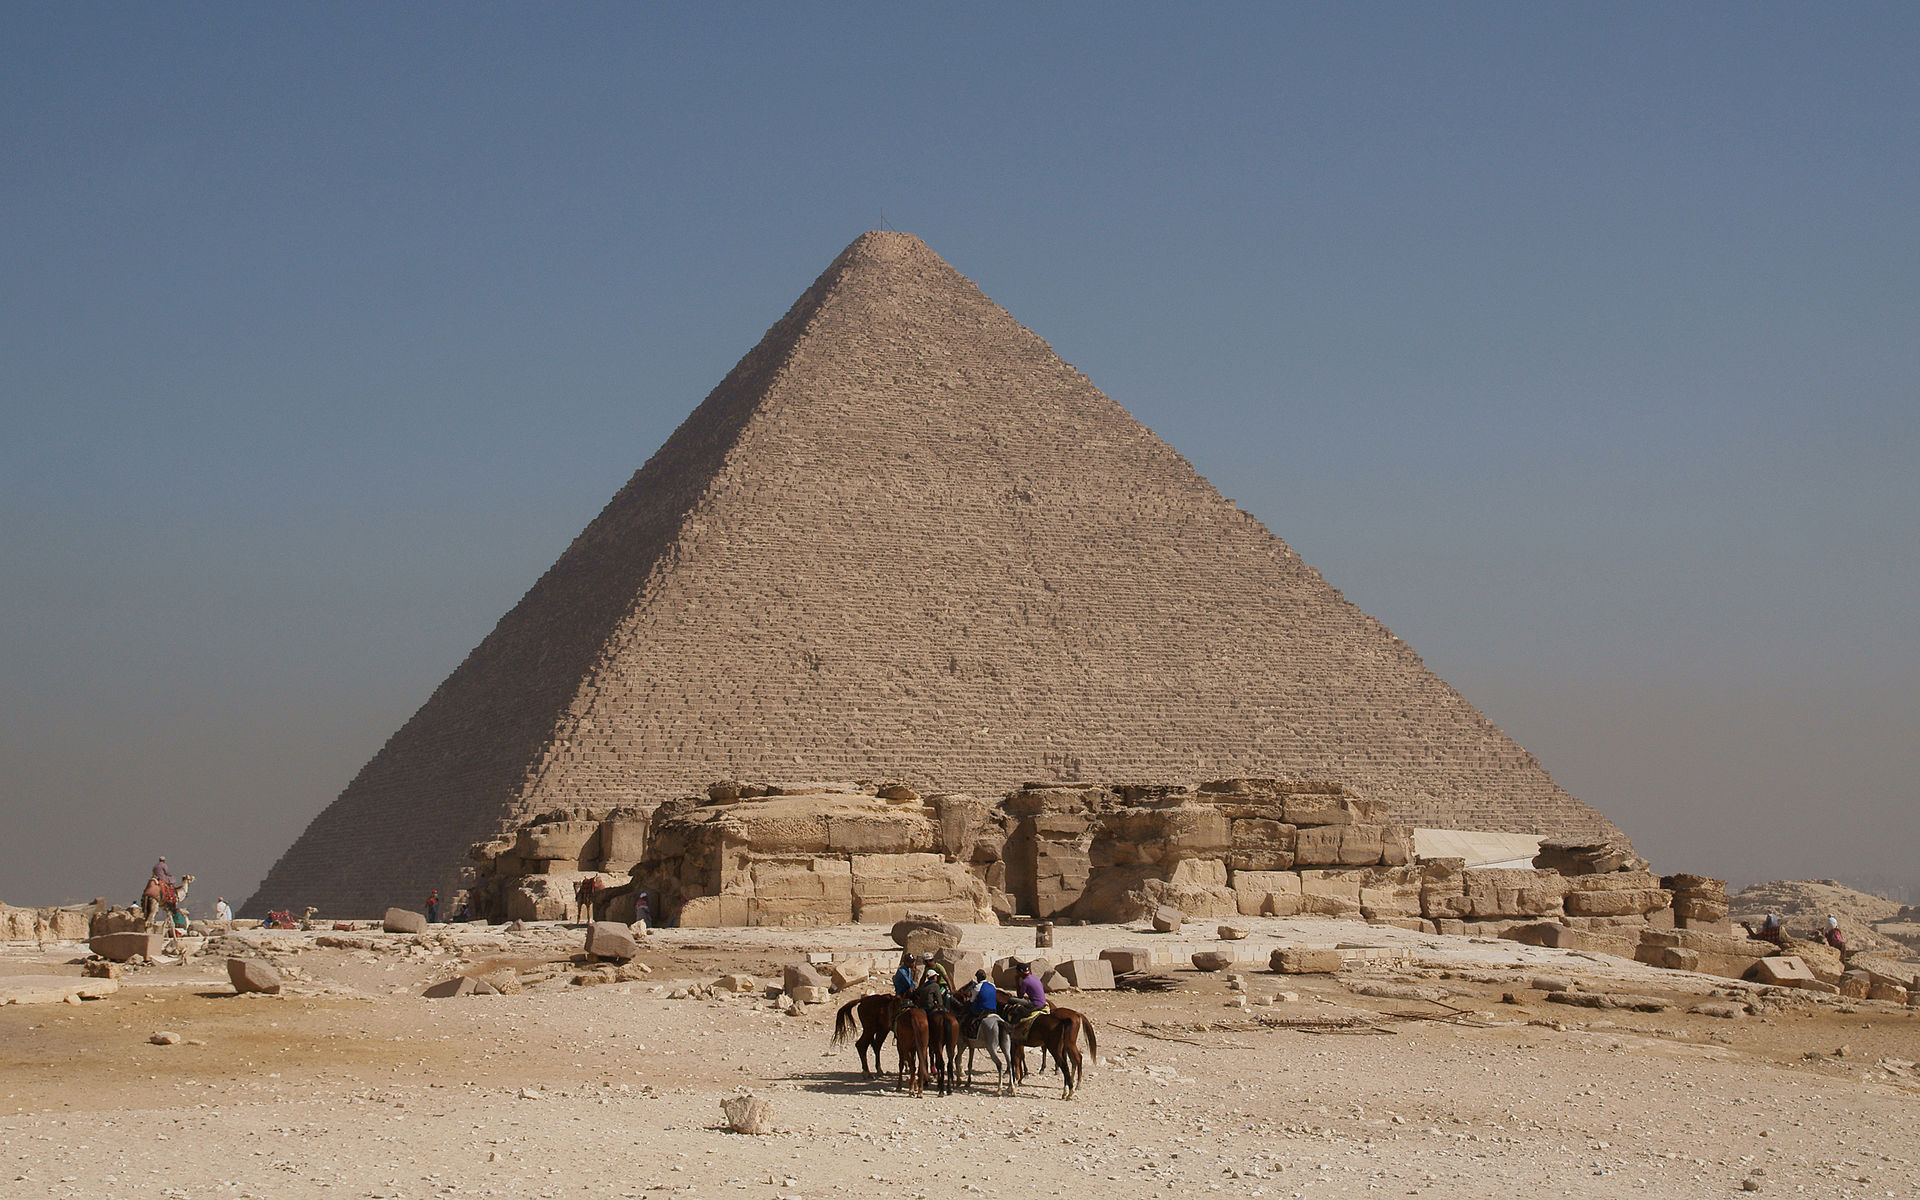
[3,918,1918,1200]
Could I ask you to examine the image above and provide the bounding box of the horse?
[912,977,961,1096]
[573,876,602,923]
[1006,1005,1097,1099]
[831,994,897,1077]
[955,1012,1015,1095]
[893,1006,932,1096]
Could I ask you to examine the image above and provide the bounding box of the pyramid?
[246,232,1624,916]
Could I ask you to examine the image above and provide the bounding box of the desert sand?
[3,918,1916,1199]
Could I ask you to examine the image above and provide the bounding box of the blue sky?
[3,5,1915,908]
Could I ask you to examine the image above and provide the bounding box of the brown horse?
[1008,1005,1098,1099]
[831,994,897,1077]
[893,1007,931,1096]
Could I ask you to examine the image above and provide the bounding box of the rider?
[1004,961,1049,1025]
[960,968,997,1036]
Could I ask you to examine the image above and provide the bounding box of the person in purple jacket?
[1005,961,1050,1025]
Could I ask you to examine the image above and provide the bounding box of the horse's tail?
[1080,1014,1098,1063]
[831,997,863,1045]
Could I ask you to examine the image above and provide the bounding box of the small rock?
[1217,924,1248,941]
[1190,950,1234,972]
[1529,975,1573,993]
[149,1031,182,1045]
[1151,907,1185,933]
[721,1094,773,1134]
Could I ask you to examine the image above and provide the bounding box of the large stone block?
[1564,888,1673,918]
[89,932,164,962]
[1227,819,1295,871]
[383,908,429,934]
[783,962,830,993]
[1293,824,1393,867]
[1099,947,1155,974]
[1056,958,1116,989]
[890,916,963,951]
[677,894,750,927]
[584,921,641,961]
[517,821,600,865]
[1271,948,1341,974]
[227,957,282,995]
[750,857,853,901]
[1459,868,1565,919]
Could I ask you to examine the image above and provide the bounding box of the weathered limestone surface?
[635,785,992,926]
[246,231,1623,916]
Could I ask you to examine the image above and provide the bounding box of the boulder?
[1099,947,1155,974]
[584,921,641,961]
[934,948,985,987]
[890,917,963,953]
[1747,956,1823,990]
[783,962,830,994]
[1055,958,1115,989]
[721,1094,773,1134]
[714,973,758,993]
[383,908,428,935]
[1646,946,1701,973]
[226,957,282,995]
[1190,950,1235,972]
[1867,981,1909,1004]
[89,932,164,963]
[826,960,871,989]
[1270,948,1340,974]
[1150,906,1184,933]
[422,975,476,999]
[788,985,830,1005]
[1839,970,1872,999]
[1217,924,1249,940]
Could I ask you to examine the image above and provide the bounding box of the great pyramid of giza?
[246,231,1624,916]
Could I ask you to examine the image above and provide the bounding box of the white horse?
[959,1012,1016,1095]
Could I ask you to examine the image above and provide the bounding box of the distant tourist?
[425,889,439,924]
[634,892,650,930]
[1825,914,1846,951]
[214,897,233,922]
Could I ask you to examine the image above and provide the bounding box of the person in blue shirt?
[958,968,997,1036]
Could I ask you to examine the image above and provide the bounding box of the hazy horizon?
[3,6,1915,912]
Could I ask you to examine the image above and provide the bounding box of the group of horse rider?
[891,949,1049,1033]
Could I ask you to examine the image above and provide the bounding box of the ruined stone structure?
[249,231,1623,917]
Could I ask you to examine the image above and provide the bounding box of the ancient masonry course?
[248,231,1621,917]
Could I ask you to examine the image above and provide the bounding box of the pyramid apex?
[839,229,937,265]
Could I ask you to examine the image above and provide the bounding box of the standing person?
[634,892,651,930]
[425,889,439,924]
[214,897,233,922]
[1826,914,1846,950]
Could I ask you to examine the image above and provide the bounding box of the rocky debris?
[1349,980,1448,1002]
[0,901,95,943]
[1532,836,1648,876]
[1190,950,1234,972]
[788,985,830,1005]
[713,973,757,993]
[82,959,122,979]
[1271,948,1340,974]
[89,932,164,962]
[1529,975,1573,992]
[1217,924,1248,940]
[1546,991,1671,1013]
[476,968,523,995]
[1662,874,1731,930]
[226,957,282,995]
[1689,1001,1750,1019]
[150,1031,183,1045]
[583,921,641,961]
[0,976,121,1005]
[890,916,962,952]
[1100,947,1155,974]
[383,908,428,935]
[720,1094,773,1134]
[423,976,477,999]
[1151,906,1184,933]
